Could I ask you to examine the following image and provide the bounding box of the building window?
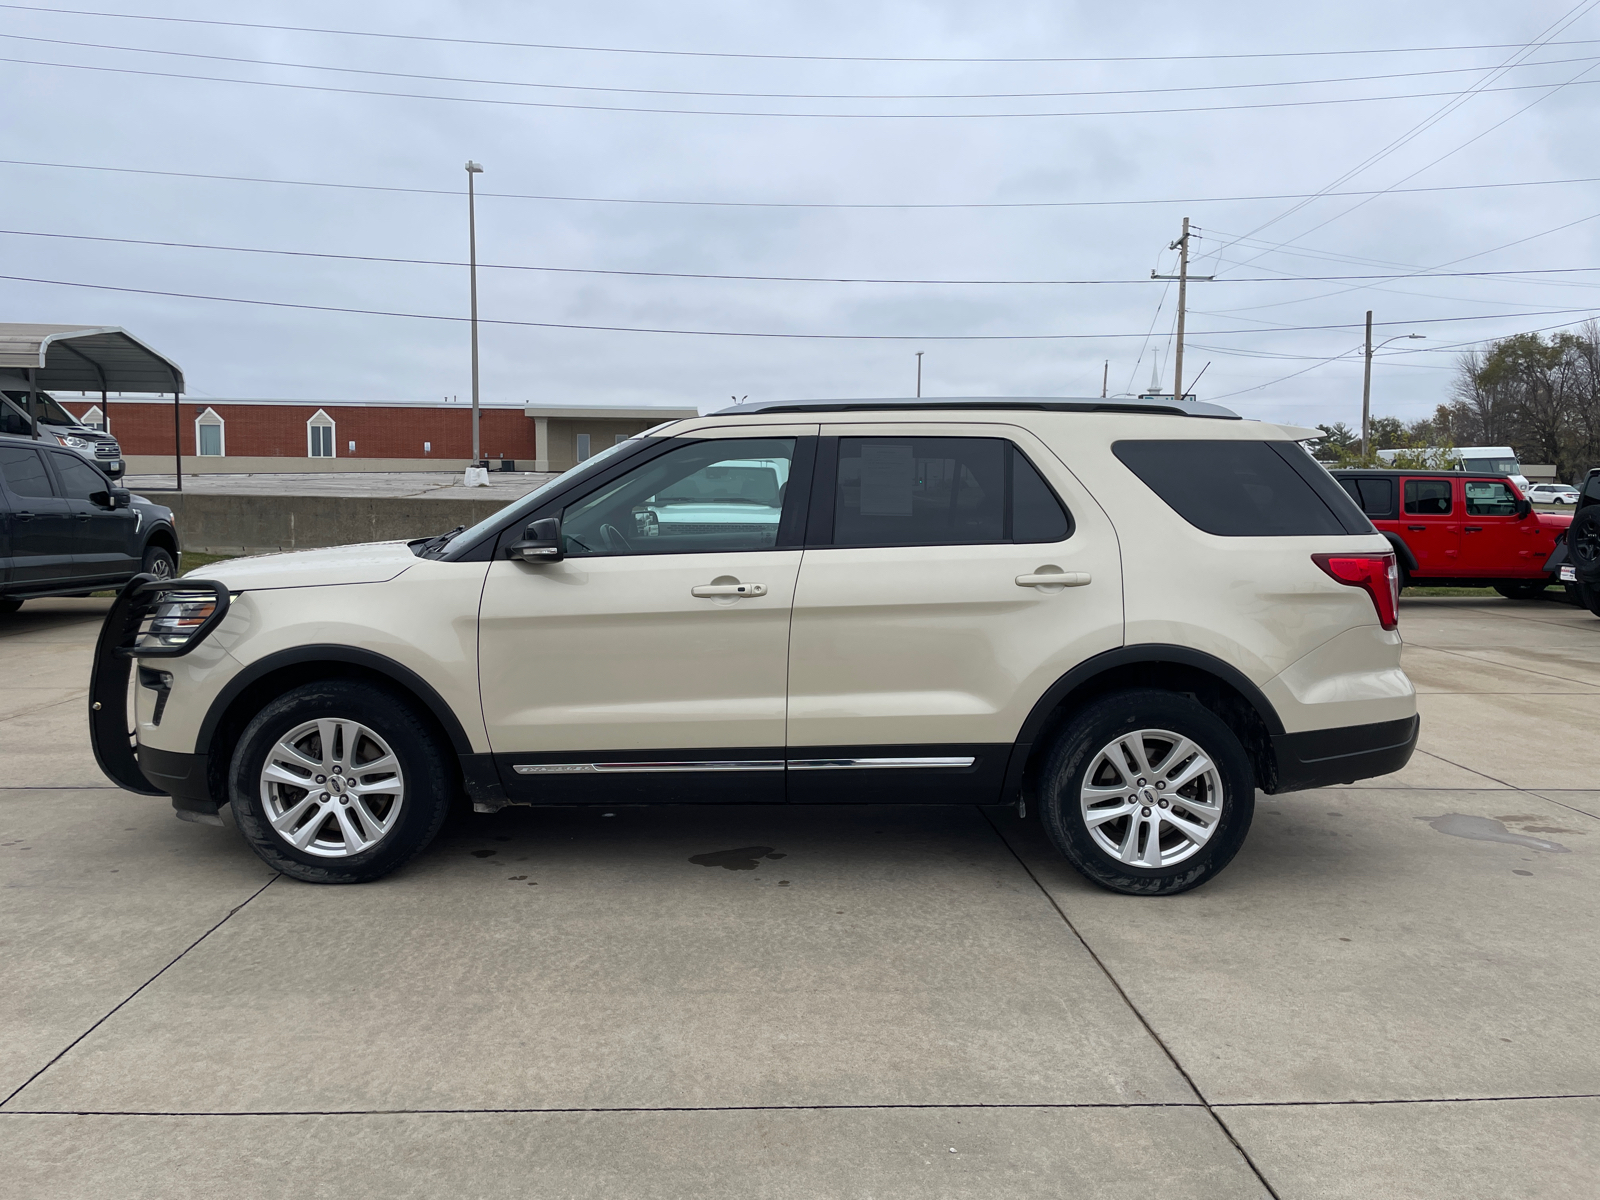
[195,407,225,456]
[308,409,336,458]
[81,405,106,431]
[576,433,591,462]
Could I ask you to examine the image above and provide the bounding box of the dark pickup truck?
[0,431,180,613]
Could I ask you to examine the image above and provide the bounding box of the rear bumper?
[1267,714,1419,793]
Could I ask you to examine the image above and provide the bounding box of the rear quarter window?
[1113,439,1368,537]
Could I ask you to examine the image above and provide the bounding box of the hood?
[1538,511,1574,531]
[183,541,418,591]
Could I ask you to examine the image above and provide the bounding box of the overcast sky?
[4,0,1599,428]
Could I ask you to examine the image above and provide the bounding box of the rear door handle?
[1016,571,1091,588]
[691,582,767,598]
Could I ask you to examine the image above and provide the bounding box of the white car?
[1527,483,1580,506]
[90,397,1418,895]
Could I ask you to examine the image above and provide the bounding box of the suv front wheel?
[1039,689,1256,896]
[229,680,453,883]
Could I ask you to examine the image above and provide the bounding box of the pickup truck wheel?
[228,680,453,884]
[1494,580,1550,601]
[141,546,175,579]
[1038,688,1256,896]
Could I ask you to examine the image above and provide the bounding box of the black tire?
[141,545,176,580]
[1038,688,1256,896]
[1494,580,1550,601]
[1570,505,1600,584]
[1397,561,1411,594]
[0,597,21,615]
[1578,577,1600,619]
[228,680,454,883]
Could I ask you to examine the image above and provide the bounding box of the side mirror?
[508,516,563,563]
[91,488,130,509]
[1516,497,1533,519]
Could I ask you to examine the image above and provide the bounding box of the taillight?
[1312,552,1399,631]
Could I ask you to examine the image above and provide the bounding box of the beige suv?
[90,398,1418,894]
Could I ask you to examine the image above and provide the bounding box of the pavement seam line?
[4,1093,1598,1118]
[1413,748,1600,821]
[977,808,1283,1200]
[0,873,280,1110]
[1404,640,1600,689]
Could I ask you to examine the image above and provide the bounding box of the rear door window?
[829,437,1071,547]
[0,446,57,498]
[1112,440,1354,536]
[1403,479,1453,515]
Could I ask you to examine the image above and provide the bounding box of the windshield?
[434,436,646,559]
[1461,457,1520,476]
[1,390,80,428]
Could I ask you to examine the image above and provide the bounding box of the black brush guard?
[89,575,231,796]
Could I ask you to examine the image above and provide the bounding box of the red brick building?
[55,398,696,471]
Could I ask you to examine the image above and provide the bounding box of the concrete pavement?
[2,594,1596,1197]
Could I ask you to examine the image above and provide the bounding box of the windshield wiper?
[417,524,466,556]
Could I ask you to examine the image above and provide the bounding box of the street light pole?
[1359,313,1425,458]
[915,351,923,398]
[466,160,484,465]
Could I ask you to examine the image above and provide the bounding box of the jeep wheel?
[1039,688,1256,896]
[1494,580,1550,601]
[1577,577,1600,619]
[228,680,453,883]
[1570,506,1600,583]
[141,545,175,579]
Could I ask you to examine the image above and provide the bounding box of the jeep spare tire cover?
[1569,505,1600,582]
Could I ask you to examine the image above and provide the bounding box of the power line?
[6,5,1600,65]
[7,157,1600,211]
[7,31,1597,101]
[9,226,1600,285]
[8,52,1600,119]
[3,271,1592,339]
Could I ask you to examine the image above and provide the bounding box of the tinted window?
[1404,479,1453,516]
[0,399,30,438]
[0,446,56,498]
[1337,476,1396,518]
[1464,479,1519,516]
[830,437,1071,547]
[51,450,106,500]
[1112,440,1347,537]
[1461,457,1519,476]
[561,437,794,556]
[1012,449,1071,543]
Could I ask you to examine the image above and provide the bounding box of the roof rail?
[710,396,1240,419]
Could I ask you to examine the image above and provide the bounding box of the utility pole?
[1151,217,1214,401]
[466,160,484,465]
[1101,360,1108,398]
[915,351,923,398]
[1361,310,1374,458]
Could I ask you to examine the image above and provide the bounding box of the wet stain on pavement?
[1420,814,1570,853]
[689,846,785,870]
[470,849,497,859]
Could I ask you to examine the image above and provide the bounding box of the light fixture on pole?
[1359,309,1425,457]
[466,160,484,465]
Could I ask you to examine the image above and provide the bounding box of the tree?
[1451,326,1600,482]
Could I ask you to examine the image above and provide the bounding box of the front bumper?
[1268,714,1420,793]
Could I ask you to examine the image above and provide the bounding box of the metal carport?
[0,324,188,489]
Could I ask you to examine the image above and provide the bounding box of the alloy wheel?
[1079,727,1224,868]
[260,718,405,858]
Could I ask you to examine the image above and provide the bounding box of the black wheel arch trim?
[1381,532,1418,573]
[194,644,476,758]
[1014,644,1286,745]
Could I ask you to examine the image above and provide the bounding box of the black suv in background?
[0,432,180,614]
[1560,467,1600,617]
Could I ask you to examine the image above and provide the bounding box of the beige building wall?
[527,407,699,472]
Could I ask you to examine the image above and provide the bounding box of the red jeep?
[1329,469,1571,599]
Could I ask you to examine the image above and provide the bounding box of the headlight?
[57,434,94,451]
[142,592,221,650]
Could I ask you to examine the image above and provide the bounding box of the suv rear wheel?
[1038,688,1256,896]
[228,680,453,883]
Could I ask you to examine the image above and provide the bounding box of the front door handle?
[691,582,767,598]
[14,511,34,521]
[1464,526,1483,533]
[1407,525,1426,531]
[1016,571,1091,588]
